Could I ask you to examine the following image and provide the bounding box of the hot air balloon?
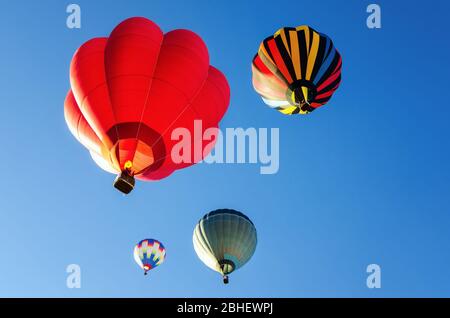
[193,209,257,284]
[252,25,342,115]
[64,17,230,194]
[134,239,166,275]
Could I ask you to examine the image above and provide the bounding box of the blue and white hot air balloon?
[133,239,166,275]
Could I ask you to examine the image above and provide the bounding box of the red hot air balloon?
[64,17,230,194]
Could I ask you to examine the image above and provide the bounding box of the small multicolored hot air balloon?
[193,209,257,284]
[133,239,166,275]
[64,17,230,194]
[252,25,342,115]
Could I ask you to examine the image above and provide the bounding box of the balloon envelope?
[64,17,230,192]
[134,238,166,274]
[252,25,342,115]
[193,209,257,283]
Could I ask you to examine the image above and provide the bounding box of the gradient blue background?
[0,0,449,297]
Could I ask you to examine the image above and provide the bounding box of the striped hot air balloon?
[133,239,166,275]
[193,209,257,284]
[252,25,342,115]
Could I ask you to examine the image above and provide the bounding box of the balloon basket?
[113,171,135,194]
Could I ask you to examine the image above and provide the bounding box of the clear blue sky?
[0,0,449,297]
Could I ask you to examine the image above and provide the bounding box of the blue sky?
[0,0,449,297]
